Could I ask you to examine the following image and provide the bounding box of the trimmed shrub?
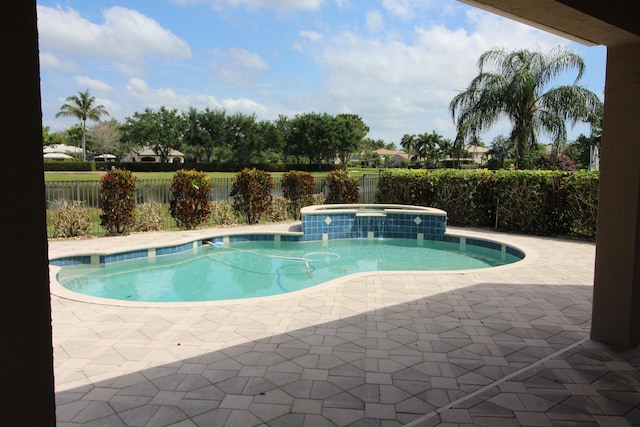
[134,202,164,232]
[229,168,274,224]
[169,169,212,229]
[209,201,239,227]
[44,160,95,171]
[99,169,137,235]
[52,200,91,238]
[373,168,594,238]
[325,169,360,204]
[472,170,497,228]
[270,196,290,222]
[374,169,432,205]
[561,170,599,238]
[310,193,326,206]
[493,170,569,235]
[430,169,495,227]
[282,170,315,220]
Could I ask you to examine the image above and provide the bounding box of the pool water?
[56,238,522,302]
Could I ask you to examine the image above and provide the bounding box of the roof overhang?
[458,0,640,47]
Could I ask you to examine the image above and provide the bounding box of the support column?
[591,42,640,348]
[0,1,57,424]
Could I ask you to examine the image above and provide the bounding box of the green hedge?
[560,170,599,238]
[373,169,431,205]
[492,170,566,235]
[104,162,340,173]
[44,160,95,171]
[430,169,495,228]
[375,169,598,239]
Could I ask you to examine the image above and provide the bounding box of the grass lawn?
[45,168,375,181]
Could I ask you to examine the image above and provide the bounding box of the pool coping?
[300,203,447,216]
[48,224,537,308]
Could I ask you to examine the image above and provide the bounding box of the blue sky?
[36,0,607,147]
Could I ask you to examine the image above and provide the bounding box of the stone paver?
[49,224,640,426]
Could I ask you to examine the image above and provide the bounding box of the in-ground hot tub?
[300,204,447,241]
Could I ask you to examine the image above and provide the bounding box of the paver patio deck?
[48,223,640,426]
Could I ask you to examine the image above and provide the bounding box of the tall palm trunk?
[81,118,87,161]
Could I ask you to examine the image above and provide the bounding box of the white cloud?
[366,10,384,34]
[73,76,112,92]
[380,0,443,21]
[39,51,81,72]
[173,0,324,12]
[125,78,185,109]
[37,5,192,75]
[221,98,269,116]
[294,30,324,53]
[382,0,415,20]
[300,30,323,41]
[298,12,574,142]
[214,48,269,71]
[124,77,267,118]
[210,48,269,86]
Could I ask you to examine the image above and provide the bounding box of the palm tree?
[55,90,109,160]
[412,133,430,167]
[449,47,602,167]
[437,137,453,164]
[488,135,515,169]
[414,131,445,168]
[400,134,416,155]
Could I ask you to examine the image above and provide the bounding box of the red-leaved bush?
[99,169,137,235]
[169,169,212,229]
[229,168,273,224]
[282,170,315,219]
[325,169,359,204]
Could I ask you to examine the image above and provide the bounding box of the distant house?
[94,154,117,162]
[121,146,185,163]
[43,144,83,157]
[347,149,410,167]
[442,146,492,166]
[43,152,73,160]
[467,146,491,164]
[373,149,411,167]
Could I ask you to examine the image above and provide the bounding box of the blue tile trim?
[466,238,502,252]
[50,256,91,266]
[227,234,275,243]
[157,243,193,256]
[443,235,460,244]
[52,244,192,266]
[506,245,525,259]
[100,249,148,264]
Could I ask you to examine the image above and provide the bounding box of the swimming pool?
[53,235,524,303]
[50,204,527,304]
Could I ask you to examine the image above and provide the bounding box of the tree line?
[45,46,604,170]
[46,105,381,169]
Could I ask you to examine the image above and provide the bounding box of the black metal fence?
[45,174,380,209]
